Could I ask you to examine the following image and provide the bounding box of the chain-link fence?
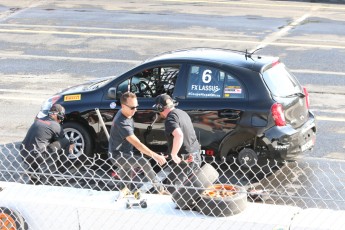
[1,142,345,229]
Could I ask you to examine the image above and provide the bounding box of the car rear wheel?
[63,122,93,159]
[237,148,258,168]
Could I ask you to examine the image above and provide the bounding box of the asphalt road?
[0,0,344,208]
[0,0,344,157]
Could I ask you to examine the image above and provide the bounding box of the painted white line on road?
[2,24,345,47]
[252,6,319,52]
[0,23,257,39]
[0,1,44,22]
[267,41,345,49]
[291,69,345,77]
[162,0,345,10]
[317,116,345,122]
[1,52,141,64]
[0,28,261,44]
[0,89,53,95]
[1,27,344,50]
[281,37,345,45]
[0,96,45,102]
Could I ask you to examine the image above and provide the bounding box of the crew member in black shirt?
[153,94,201,193]
[108,92,168,194]
[20,104,74,182]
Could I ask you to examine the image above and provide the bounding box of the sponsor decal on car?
[200,149,215,156]
[224,86,242,94]
[187,67,223,98]
[110,102,117,109]
[64,94,81,101]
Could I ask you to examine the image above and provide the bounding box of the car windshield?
[87,78,113,90]
[262,62,301,97]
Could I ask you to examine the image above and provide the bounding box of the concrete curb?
[0,182,344,230]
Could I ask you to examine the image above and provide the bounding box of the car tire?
[171,163,219,210]
[0,207,28,230]
[195,184,247,217]
[63,122,93,159]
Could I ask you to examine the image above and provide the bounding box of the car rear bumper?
[262,111,316,160]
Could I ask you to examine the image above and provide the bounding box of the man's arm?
[50,122,73,152]
[126,134,167,166]
[170,127,183,164]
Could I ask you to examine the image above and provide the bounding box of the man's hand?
[153,153,167,166]
[69,144,75,154]
[171,154,181,164]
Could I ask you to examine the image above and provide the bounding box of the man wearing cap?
[20,104,74,183]
[154,94,201,193]
[108,92,168,194]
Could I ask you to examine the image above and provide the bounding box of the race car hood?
[60,76,115,95]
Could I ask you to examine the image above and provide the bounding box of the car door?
[176,63,246,158]
[100,63,182,153]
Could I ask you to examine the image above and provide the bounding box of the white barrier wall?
[1,144,345,229]
[0,181,303,230]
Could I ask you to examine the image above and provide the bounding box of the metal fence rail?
[1,143,345,229]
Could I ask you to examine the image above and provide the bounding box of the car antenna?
[245,48,262,61]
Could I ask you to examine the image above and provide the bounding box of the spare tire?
[0,207,28,230]
[195,184,247,217]
[172,163,219,210]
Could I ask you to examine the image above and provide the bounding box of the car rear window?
[262,63,301,97]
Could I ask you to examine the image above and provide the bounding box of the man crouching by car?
[20,104,74,184]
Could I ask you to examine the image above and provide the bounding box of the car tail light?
[303,87,310,109]
[271,103,286,126]
[271,60,280,68]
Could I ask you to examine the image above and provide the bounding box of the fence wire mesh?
[1,142,345,229]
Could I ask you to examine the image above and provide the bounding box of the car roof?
[145,48,279,73]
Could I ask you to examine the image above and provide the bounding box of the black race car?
[37,48,316,166]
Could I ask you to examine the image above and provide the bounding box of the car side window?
[117,65,180,98]
[187,65,244,99]
[223,74,245,99]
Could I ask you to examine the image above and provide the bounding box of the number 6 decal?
[202,70,212,83]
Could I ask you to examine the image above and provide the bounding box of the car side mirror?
[107,87,117,99]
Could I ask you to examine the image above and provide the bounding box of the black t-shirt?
[108,110,134,155]
[21,116,66,153]
[164,108,200,155]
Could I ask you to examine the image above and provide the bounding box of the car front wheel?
[63,122,93,160]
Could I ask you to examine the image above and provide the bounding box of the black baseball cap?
[154,94,173,107]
